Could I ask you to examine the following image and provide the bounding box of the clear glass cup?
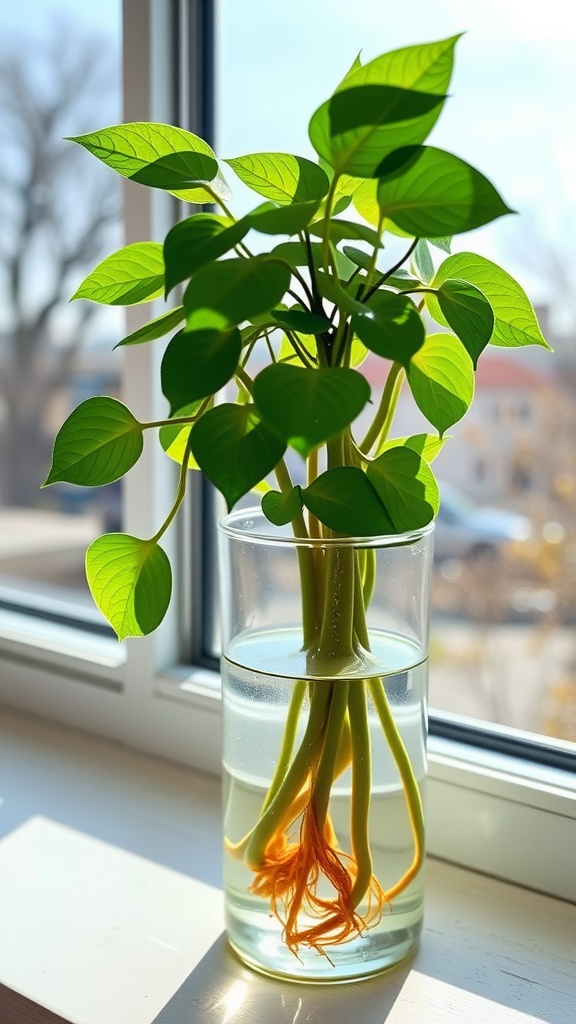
[218,508,434,982]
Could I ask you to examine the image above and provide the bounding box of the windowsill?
[0,705,574,1024]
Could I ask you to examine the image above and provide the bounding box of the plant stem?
[149,434,192,544]
[368,678,425,900]
[260,679,307,814]
[243,681,333,868]
[347,680,373,907]
[359,362,404,455]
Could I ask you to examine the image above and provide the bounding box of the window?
[0,0,574,903]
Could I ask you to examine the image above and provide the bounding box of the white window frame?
[0,0,574,904]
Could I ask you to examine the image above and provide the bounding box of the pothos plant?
[45,35,549,956]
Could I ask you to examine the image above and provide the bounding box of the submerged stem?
[368,678,425,900]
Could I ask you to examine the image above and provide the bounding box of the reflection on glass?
[217,1,576,746]
[0,3,122,612]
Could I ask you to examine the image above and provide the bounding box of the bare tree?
[0,22,121,507]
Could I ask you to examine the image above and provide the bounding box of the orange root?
[249,798,386,956]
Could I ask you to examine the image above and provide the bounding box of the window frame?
[0,0,574,904]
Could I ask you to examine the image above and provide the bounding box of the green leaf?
[427,252,551,350]
[262,487,303,526]
[159,402,205,469]
[352,291,425,367]
[352,178,381,227]
[86,534,171,641]
[270,308,331,334]
[407,333,474,434]
[161,327,241,414]
[379,433,447,462]
[315,270,368,314]
[69,123,219,194]
[377,146,514,237]
[273,240,355,279]
[278,332,316,366]
[367,447,439,531]
[302,467,395,536]
[183,256,291,328]
[342,246,373,272]
[72,243,164,306]
[309,84,446,178]
[190,404,286,510]
[336,36,459,99]
[308,218,382,248]
[412,239,434,283]
[171,165,232,206]
[163,214,250,295]
[429,236,452,253]
[333,35,459,175]
[435,278,495,367]
[225,153,329,204]
[114,306,185,348]
[249,200,320,235]
[44,397,143,487]
[253,365,370,457]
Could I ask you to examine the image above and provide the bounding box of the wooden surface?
[0,816,574,1024]
[0,984,72,1024]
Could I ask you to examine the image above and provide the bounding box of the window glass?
[216,0,576,748]
[0,1,122,616]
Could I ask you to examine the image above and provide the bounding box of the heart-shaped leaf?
[158,401,208,468]
[72,243,164,305]
[270,308,331,334]
[435,278,494,366]
[336,35,459,97]
[161,327,241,413]
[309,84,446,178]
[262,487,303,526]
[273,240,356,279]
[69,123,219,194]
[249,200,320,235]
[367,447,439,531]
[253,365,370,457]
[303,467,395,536]
[427,252,551,350]
[44,397,143,487]
[377,146,513,237]
[407,333,474,434]
[342,246,373,272]
[225,152,330,205]
[159,401,206,470]
[183,256,290,328]
[190,404,286,509]
[86,533,171,640]
[315,270,368,314]
[163,214,250,295]
[308,219,382,248]
[353,292,425,366]
[114,306,185,348]
[378,433,447,462]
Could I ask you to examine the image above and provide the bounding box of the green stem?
[244,681,333,868]
[359,362,404,455]
[363,238,419,302]
[347,680,373,907]
[149,434,192,545]
[261,679,307,814]
[311,680,350,826]
[321,174,340,274]
[368,677,425,898]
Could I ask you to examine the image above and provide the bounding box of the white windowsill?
[0,704,574,1024]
